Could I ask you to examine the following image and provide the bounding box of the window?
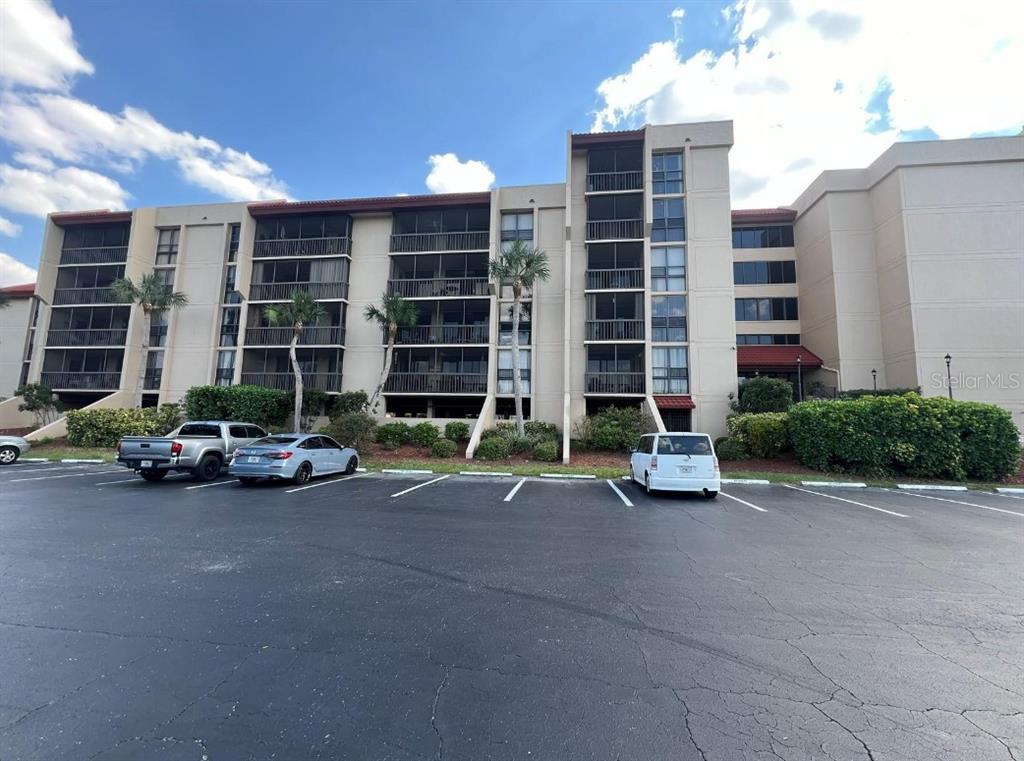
[156,228,179,265]
[256,214,349,241]
[587,193,642,222]
[586,344,644,373]
[652,153,683,195]
[734,297,799,321]
[652,199,685,242]
[652,346,689,394]
[497,348,531,394]
[500,213,533,252]
[179,423,221,437]
[153,269,175,288]
[215,350,235,386]
[731,225,794,249]
[392,208,489,235]
[657,434,711,455]
[733,260,796,285]
[587,242,643,270]
[149,310,169,347]
[220,307,240,346]
[651,247,685,292]
[227,224,240,262]
[223,264,239,303]
[229,425,249,438]
[736,334,801,345]
[587,146,642,174]
[651,296,687,342]
[245,426,266,438]
[144,350,163,389]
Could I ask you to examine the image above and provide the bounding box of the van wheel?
[192,455,221,482]
[0,446,20,465]
[293,462,312,485]
[704,490,718,500]
[344,456,357,475]
[140,470,167,482]
[645,472,653,495]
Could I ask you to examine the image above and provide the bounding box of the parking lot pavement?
[1,471,1022,760]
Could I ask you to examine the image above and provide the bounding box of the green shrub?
[376,422,412,450]
[715,437,750,461]
[325,412,377,451]
[532,440,559,462]
[66,407,181,448]
[575,406,649,452]
[838,387,920,400]
[16,383,62,427]
[331,390,369,416]
[523,420,560,443]
[444,421,471,442]
[431,438,458,458]
[183,385,290,428]
[409,421,440,448]
[788,393,1020,480]
[733,377,793,413]
[475,436,511,460]
[727,413,789,458]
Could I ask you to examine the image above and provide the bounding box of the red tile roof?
[731,208,797,224]
[1,282,35,297]
[248,192,491,217]
[737,345,823,369]
[50,210,132,225]
[653,395,695,410]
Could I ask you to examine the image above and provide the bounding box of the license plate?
[140,460,152,468]
[678,465,695,474]
[246,456,261,463]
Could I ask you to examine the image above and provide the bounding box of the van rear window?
[657,435,712,455]
[178,424,221,437]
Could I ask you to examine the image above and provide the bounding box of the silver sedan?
[229,433,359,485]
[0,435,31,465]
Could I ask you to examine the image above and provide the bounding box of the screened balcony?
[585,292,644,341]
[46,307,130,348]
[392,300,489,345]
[59,223,130,265]
[586,145,643,193]
[248,257,349,301]
[586,193,643,241]
[586,242,644,290]
[52,264,125,305]
[240,348,342,391]
[384,348,487,394]
[390,207,490,252]
[387,252,490,297]
[41,348,123,391]
[245,303,345,346]
[254,213,351,258]
[585,345,645,394]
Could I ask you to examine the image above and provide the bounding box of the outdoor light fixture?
[796,354,803,402]
[945,353,953,399]
[871,368,877,391]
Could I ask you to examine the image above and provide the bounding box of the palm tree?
[263,291,327,432]
[111,273,188,407]
[489,240,550,435]
[364,293,418,413]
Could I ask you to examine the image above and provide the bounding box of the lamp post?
[944,353,953,399]
[796,354,803,402]
[871,368,877,391]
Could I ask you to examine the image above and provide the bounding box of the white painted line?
[60,458,106,464]
[8,469,122,483]
[390,474,450,498]
[720,491,768,512]
[801,480,867,488]
[94,478,142,486]
[896,483,968,491]
[995,487,1024,495]
[503,478,526,502]
[381,468,433,475]
[356,467,367,472]
[606,479,634,507]
[721,478,770,485]
[19,458,49,463]
[539,473,597,480]
[184,479,240,490]
[1,465,85,475]
[996,491,1024,502]
[784,484,908,518]
[893,490,1024,518]
[459,471,514,477]
[284,472,368,493]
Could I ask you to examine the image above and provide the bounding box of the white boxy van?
[629,432,720,498]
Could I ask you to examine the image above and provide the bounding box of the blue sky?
[1,0,1020,283]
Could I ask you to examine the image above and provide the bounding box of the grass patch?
[362,457,627,480]
[23,446,115,462]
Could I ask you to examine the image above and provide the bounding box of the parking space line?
[605,479,634,507]
[784,484,908,517]
[503,478,526,502]
[996,492,1024,501]
[94,478,142,486]
[285,473,368,493]
[8,469,122,483]
[185,479,240,490]
[892,490,1024,518]
[390,474,450,498]
[719,491,767,512]
[0,465,84,475]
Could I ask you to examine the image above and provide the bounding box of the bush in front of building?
[727,413,789,459]
[475,436,511,461]
[431,438,458,459]
[444,421,470,442]
[838,387,920,400]
[330,390,369,416]
[409,421,440,449]
[532,440,559,462]
[732,377,794,413]
[575,406,650,452]
[184,385,290,429]
[523,420,560,444]
[66,404,183,448]
[324,412,376,451]
[788,393,1021,480]
[714,437,750,461]
[375,422,412,450]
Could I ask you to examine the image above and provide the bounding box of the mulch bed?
[0,427,33,437]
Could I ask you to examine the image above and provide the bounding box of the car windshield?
[657,435,712,455]
[178,424,221,437]
[251,436,298,446]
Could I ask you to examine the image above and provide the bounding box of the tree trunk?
[511,284,525,436]
[135,309,151,408]
[289,327,303,431]
[369,324,396,414]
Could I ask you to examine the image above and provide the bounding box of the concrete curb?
[381,468,433,475]
[540,473,597,480]
[20,457,49,463]
[459,471,514,477]
[60,458,105,464]
[896,483,968,491]
[996,487,1024,494]
[801,480,867,488]
[722,478,770,485]
[356,467,367,472]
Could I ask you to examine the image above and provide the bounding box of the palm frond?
[489,240,551,289]
[265,290,327,328]
[364,292,417,328]
[112,274,189,311]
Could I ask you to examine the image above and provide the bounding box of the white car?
[0,435,31,465]
[629,432,720,498]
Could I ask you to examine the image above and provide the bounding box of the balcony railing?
[253,237,350,258]
[393,325,489,344]
[239,372,341,392]
[46,328,128,347]
[384,372,488,394]
[244,326,345,346]
[52,287,118,306]
[586,171,643,193]
[40,371,121,390]
[389,231,489,253]
[387,277,490,298]
[586,219,643,241]
[586,269,644,290]
[59,246,129,265]
[585,319,644,341]
[248,282,349,301]
[585,372,645,394]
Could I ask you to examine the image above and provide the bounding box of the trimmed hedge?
[475,436,511,460]
[431,439,458,458]
[532,441,559,462]
[409,421,440,448]
[184,385,290,429]
[66,404,183,448]
[788,393,1020,480]
[324,412,376,451]
[444,421,470,442]
[375,422,412,450]
[727,413,789,459]
[715,437,750,461]
[575,406,649,452]
[838,387,920,400]
[331,390,369,416]
[733,377,793,413]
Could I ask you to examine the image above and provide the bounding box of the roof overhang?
[571,128,645,149]
[50,210,132,226]
[737,345,823,370]
[248,192,492,217]
[731,208,797,225]
[653,395,696,410]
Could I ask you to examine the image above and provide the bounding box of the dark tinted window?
[732,225,794,248]
[320,436,342,449]
[657,435,712,455]
[298,437,322,450]
[245,426,266,438]
[178,424,222,437]
[254,436,298,446]
[229,425,248,438]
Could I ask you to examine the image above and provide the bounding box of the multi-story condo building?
[2,123,1021,450]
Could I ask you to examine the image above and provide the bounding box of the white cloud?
[425,153,495,193]
[0,252,37,287]
[670,8,685,20]
[0,164,130,217]
[590,0,1024,206]
[0,216,22,237]
[0,0,93,91]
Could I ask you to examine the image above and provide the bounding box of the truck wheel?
[0,446,19,465]
[192,455,221,482]
[344,456,357,475]
[140,470,167,482]
[293,462,312,485]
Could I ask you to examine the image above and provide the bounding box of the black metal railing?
[585,319,644,341]
[52,287,118,305]
[586,219,643,240]
[46,328,128,347]
[384,372,487,394]
[387,277,490,298]
[244,326,345,346]
[389,231,489,253]
[393,325,488,344]
[586,171,643,193]
[248,282,349,301]
[585,372,645,394]
[40,371,121,390]
[253,237,350,258]
[239,372,341,392]
[59,246,129,265]
[585,269,644,290]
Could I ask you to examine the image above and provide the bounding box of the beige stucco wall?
[342,213,392,401]
[0,295,32,398]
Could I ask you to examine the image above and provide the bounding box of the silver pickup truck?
[117,421,268,482]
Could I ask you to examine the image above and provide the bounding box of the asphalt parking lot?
[1,462,1022,760]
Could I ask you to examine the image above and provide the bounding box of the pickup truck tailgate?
[118,437,177,464]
